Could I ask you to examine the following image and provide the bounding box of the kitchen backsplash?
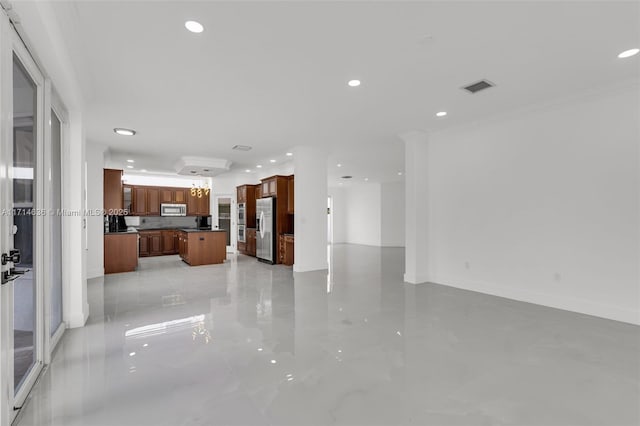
[125,216,200,230]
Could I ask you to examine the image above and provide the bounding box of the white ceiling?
[53,1,640,185]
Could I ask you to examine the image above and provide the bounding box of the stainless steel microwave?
[160,203,187,216]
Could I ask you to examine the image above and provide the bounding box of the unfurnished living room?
[0,1,638,426]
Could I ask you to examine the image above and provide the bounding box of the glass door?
[0,16,46,423]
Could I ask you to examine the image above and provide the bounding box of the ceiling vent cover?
[341,175,353,179]
[462,79,495,94]
[232,145,252,151]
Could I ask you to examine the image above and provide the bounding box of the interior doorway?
[214,196,233,252]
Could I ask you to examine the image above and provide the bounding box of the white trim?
[49,322,65,352]
[9,22,46,417]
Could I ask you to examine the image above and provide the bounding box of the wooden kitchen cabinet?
[104,233,138,274]
[162,230,177,254]
[279,234,294,266]
[247,229,256,257]
[174,189,187,203]
[132,187,147,216]
[103,169,123,213]
[160,189,173,204]
[287,175,294,214]
[197,194,210,216]
[147,188,161,216]
[237,186,247,204]
[139,231,162,257]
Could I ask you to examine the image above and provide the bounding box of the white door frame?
[0,12,48,425]
[213,194,236,253]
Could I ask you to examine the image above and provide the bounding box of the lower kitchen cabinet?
[239,228,256,257]
[162,230,179,254]
[247,229,256,257]
[139,231,163,257]
[279,234,294,266]
[104,233,138,274]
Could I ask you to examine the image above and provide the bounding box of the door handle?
[1,249,20,266]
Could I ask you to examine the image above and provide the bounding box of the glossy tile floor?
[17,245,640,426]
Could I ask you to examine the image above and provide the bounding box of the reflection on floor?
[16,247,640,426]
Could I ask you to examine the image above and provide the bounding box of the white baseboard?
[403,272,431,285]
[430,275,640,326]
[67,307,89,329]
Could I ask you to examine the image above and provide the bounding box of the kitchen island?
[177,229,227,266]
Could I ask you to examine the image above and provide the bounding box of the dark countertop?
[104,230,139,235]
[181,229,226,233]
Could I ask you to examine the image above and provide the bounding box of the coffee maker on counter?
[197,215,212,230]
[104,215,128,233]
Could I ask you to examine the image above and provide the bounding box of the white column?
[400,131,431,284]
[64,110,88,328]
[293,146,328,272]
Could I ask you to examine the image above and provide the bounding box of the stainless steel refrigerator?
[256,197,276,264]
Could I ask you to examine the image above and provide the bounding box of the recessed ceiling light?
[398,172,403,176]
[436,111,447,117]
[270,159,276,163]
[129,352,136,357]
[245,169,251,173]
[256,164,262,168]
[618,48,639,58]
[339,182,343,186]
[348,80,361,87]
[141,169,147,173]
[337,163,342,167]
[364,178,369,181]
[286,152,293,156]
[114,128,136,136]
[270,359,277,364]
[127,159,135,163]
[127,165,133,169]
[185,20,204,33]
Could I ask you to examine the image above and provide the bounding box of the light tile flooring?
[16,245,640,425]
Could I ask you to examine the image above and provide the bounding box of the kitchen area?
[236,174,295,266]
[102,168,296,275]
[103,168,227,274]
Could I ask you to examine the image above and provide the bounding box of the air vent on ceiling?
[462,79,495,94]
[341,175,353,179]
[232,145,252,151]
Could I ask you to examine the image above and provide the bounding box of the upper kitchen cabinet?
[174,189,187,203]
[287,175,294,214]
[187,188,210,216]
[237,185,247,204]
[260,176,289,198]
[131,186,147,216]
[161,187,187,204]
[147,187,161,215]
[103,169,123,213]
[160,189,173,204]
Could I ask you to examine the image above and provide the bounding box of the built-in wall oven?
[238,225,246,243]
[238,203,246,225]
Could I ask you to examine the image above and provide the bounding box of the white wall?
[343,183,382,246]
[330,182,405,247]
[421,85,640,324]
[86,142,106,278]
[381,182,405,247]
